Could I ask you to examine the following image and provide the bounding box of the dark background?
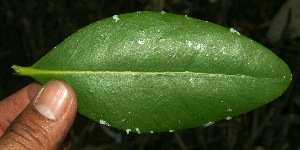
[1,0,299,149]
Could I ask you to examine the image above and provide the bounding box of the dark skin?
[0,80,77,149]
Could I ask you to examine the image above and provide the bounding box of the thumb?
[0,80,77,150]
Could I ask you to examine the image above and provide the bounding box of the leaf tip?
[11,65,31,76]
[11,65,20,75]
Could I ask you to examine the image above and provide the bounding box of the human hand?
[0,80,77,149]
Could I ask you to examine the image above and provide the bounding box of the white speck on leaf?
[204,122,214,127]
[126,129,131,134]
[187,41,193,47]
[186,41,206,52]
[196,43,205,51]
[225,116,232,120]
[112,15,120,22]
[169,130,175,132]
[227,108,232,112]
[222,49,227,54]
[138,39,145,45]
[99,119,111,126]
[161,11,165,15]
[136,128,141,134]
[150,131,153,134]
[230,28,241,35]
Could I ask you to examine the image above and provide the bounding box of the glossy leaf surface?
[12,11,292,133]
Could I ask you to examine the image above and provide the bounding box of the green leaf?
[12,11,291,134]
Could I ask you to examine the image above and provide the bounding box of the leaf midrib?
[12,65,285,79]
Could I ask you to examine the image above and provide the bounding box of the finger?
[0,80,77,150]
[0,83,42,136]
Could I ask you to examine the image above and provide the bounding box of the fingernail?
[34,81,70,120]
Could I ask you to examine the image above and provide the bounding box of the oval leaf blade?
[12,11,291,133]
